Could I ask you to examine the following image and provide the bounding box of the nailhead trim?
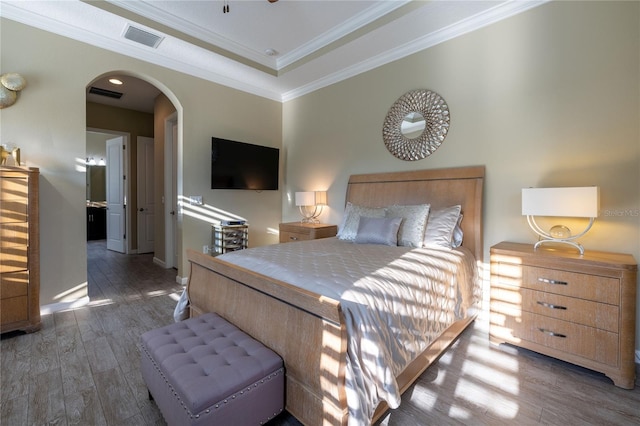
[142,343,284,422]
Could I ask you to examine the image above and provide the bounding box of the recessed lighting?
[109,78,123,85]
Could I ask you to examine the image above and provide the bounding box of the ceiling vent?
[89,86,123,99]
[123,24,164,48]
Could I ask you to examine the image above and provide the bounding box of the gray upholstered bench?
[140,312,284,425]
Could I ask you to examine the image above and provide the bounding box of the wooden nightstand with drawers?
[489,241,637,389]
[279,222,337,243]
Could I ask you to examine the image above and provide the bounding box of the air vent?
[123,24,164,48]
[89,86,123,99]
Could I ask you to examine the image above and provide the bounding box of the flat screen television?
[211,137,279,190]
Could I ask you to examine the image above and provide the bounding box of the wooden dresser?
[279,222,337,243]
[489,241,637,388]
[0,166,40,334]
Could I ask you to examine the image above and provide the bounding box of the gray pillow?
[423,205,462,249]
[385,204,430,248]
[337,202,386,241]
[354,216,402,246]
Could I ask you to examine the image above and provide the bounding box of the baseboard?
[153,256,167,268]
[152,257,186,284]
[636,350,640,386]
[40,296,91,315]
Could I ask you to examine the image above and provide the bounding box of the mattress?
[218,237,479,424]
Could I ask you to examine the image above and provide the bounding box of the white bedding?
[218,237,479,425]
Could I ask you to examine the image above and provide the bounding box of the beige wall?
[86,131,108,160]
[0,18,282,306]
[282,2,640,346]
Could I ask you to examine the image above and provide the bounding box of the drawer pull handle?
[290,236,298,240]
[538,277,568,286]
[538,328,566,338]
[537,301,567,310]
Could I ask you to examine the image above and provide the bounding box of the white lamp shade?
[522,187,599,218]
[295,190,327,206]
[295,191,315,207]
[314,191,327,206]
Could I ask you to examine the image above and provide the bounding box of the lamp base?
[526,215,594,256]
[300,217,320,224]
[534,238,585,255]
[298,205,322,224]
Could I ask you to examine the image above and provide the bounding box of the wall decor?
[382,89,450,161]
[0,73,27,109]
[0,146,20,166]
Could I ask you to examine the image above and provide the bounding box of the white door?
[137,136,154,254]
[106,137,126,253]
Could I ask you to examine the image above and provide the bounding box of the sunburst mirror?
[382,89,450,161]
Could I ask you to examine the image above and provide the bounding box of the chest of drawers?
[1,166,40,334]
[489,241,637,389]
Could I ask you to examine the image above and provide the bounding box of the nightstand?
[279,222,337,243]
[489,241,637,389]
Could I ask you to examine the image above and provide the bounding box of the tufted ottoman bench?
[140,312,284,425]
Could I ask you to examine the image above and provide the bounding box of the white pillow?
[423,205,462,249]
[354,216,402,246]
[385,204,430,247]
[337,202,386,241]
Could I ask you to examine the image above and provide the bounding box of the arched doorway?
[85,72,181,275]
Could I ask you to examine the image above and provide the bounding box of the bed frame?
[186,165,484,425]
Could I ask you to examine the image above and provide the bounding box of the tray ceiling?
[2,0,546,106]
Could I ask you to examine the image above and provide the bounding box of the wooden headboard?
[345,166,485,262]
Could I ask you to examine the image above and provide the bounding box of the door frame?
[87,127,131,254]
[163,112,178,269]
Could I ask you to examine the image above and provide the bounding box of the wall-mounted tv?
[211,137,279,190]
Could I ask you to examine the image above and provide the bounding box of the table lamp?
[295,191,327,223]
[522,186,599,254]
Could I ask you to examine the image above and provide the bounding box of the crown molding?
[282,0,548,102]
[276,0,410,70]
[1,0,548,103]
[0,1,284,101]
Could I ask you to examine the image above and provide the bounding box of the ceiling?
[2,0,545,112]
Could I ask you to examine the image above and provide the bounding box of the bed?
[186,165,484,425]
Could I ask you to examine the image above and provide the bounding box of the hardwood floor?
[2,241,639,425]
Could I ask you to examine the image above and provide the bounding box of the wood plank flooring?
[2,240,639,425]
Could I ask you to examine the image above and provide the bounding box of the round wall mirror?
[382,89,450,161]
[400,112,426,139]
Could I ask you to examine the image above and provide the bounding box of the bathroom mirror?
[382,89,450,161]
[86,165,106,202]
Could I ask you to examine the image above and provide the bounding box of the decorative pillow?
[337,202,386,241]
[423,205,462,249]
[451,213,464,248]
[385,204,430,247]
[354,216,402,246]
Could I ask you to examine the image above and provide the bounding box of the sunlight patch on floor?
[86,298,115,308]
[452,331,522,419]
